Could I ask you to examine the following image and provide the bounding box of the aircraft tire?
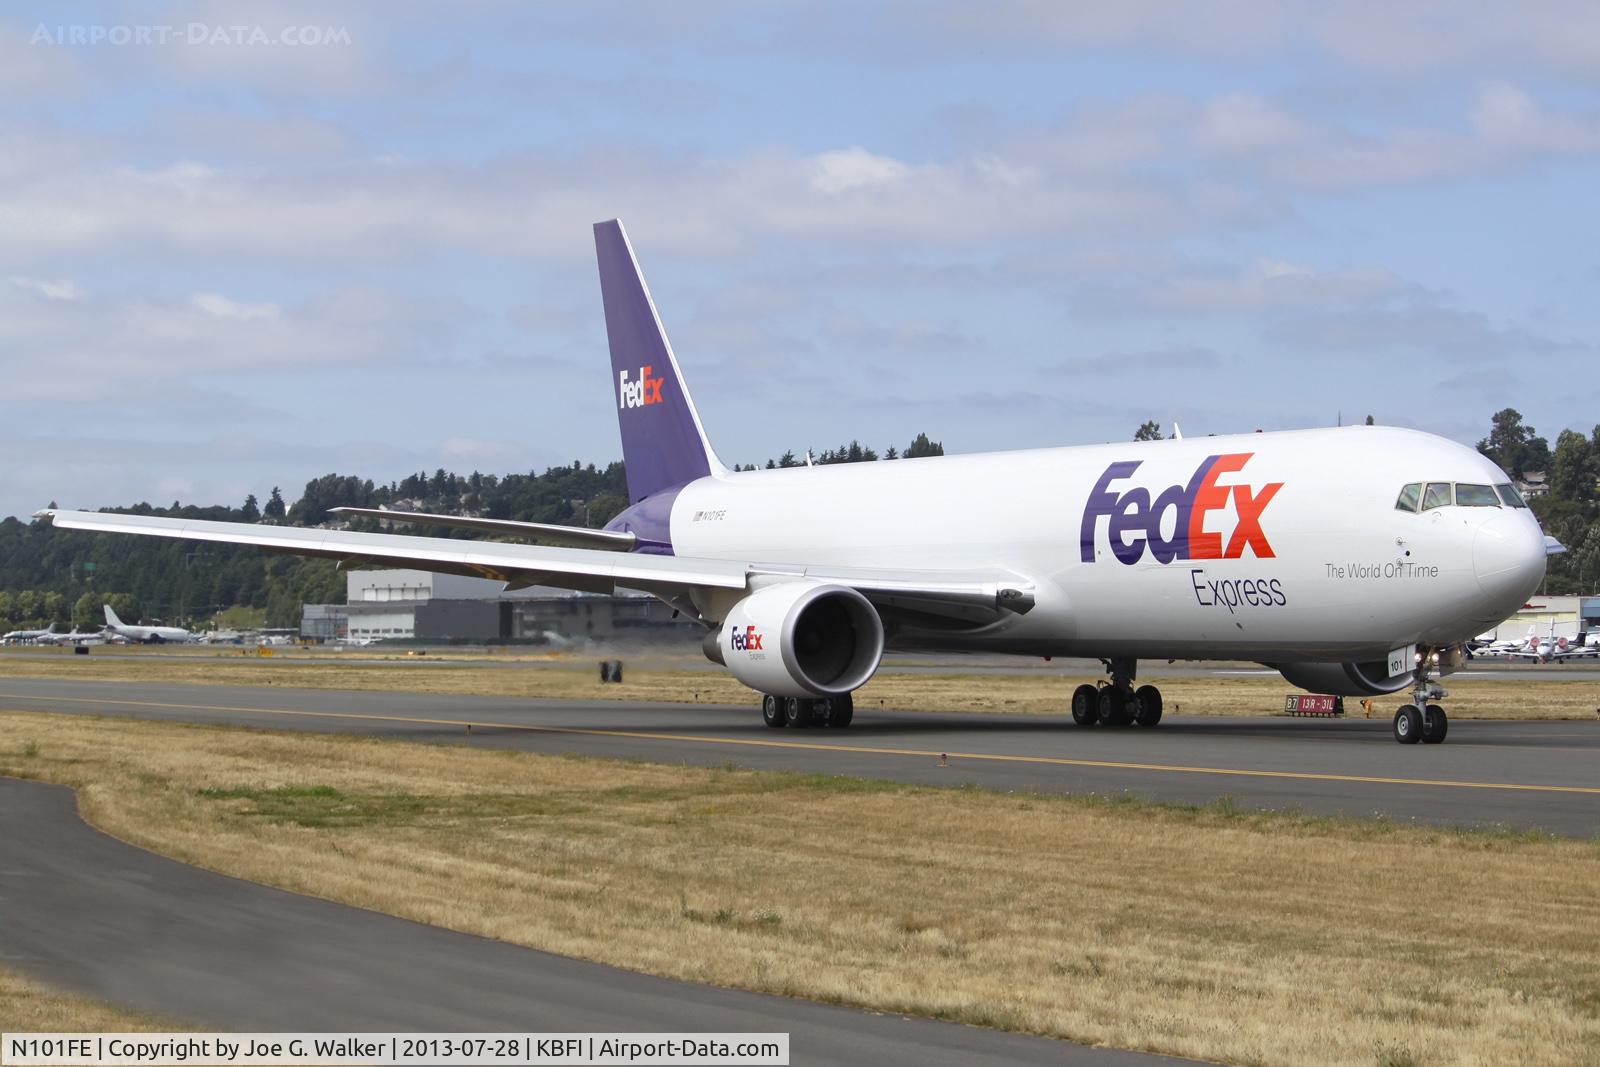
[1133,685,1163,726]
[1393,704,1423,744]
[785,696,814,729]
[1421,704,1448,744]
[825,693,854,728]
[1070,684,1099,726]
[762,694,786,729]
[1098,686,1131,726]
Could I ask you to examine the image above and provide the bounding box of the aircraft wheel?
[1421,704,1448,744]
[1098,686,1131,726]
[1393,704,1423,744]
[762,694,786,729]
[784,696,814,729]
[1133,684,1163,727]
[825,693,854,728]
[1070,684,1099,726]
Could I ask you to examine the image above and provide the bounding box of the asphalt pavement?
[2,677,1596,835]
[0,777,1184,1065]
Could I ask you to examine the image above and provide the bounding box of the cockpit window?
[1395,483,1422,512]
[1495,483,1528,509]
[1455,483,1500,507]
[1421,482,1453,510]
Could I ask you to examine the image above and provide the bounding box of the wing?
[327,507,637,551]
[38,509,1035,626]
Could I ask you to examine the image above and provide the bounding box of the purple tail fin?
[594,219,724,503]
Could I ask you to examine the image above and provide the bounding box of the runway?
[0,778,1176,1065]
[3,677,1597,835]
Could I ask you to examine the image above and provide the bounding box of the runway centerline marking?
[5,692,1600,796]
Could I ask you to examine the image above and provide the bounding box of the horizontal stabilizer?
[329,508,636,552]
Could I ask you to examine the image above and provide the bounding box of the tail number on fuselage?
[1081,452,1283,565]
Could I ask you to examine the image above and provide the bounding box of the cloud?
[10,275,82,301]
[0,281,445,400]
[1472,81,1600,154]
[1265,304,1592,362]
[918,2,1600,79]
[810,147,912,193]
[1193,93,1313,155]
[1057,345,1225,375]
[192,292,280,321]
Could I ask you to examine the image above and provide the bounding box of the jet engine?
[1269,660,1412,696]
[709,582,884,698]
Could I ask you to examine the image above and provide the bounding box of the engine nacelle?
[1269,660,1412,697]
[713,583,884,698]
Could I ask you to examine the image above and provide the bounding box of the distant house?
[1517,470,1549,499]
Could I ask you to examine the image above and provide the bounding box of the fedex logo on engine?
[730,624,764,653]
[1080,452,1284,566]
[618,365,664,409]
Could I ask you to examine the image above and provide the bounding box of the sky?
[3,1,1598,519]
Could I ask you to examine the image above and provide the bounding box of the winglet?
[594,219,725,503]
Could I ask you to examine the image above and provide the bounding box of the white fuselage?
[667,426,1546,662]
[109,624,195,643]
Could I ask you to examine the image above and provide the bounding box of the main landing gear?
[761,692,854,729]
[1070,658,1163,728]
[1393,652,1448,745]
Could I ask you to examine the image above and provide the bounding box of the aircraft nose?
[1473,510,1546,607]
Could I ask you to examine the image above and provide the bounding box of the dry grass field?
[0,968,173,1032]
[1,646,1596,719]
[2,711,1597,1065]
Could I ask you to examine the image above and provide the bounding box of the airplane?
[102,605,198,644]
[39,627,106,646]
[1554,632,1599,660]
[38,220,1557,745]
[1485,623,1583,663]
[1,623,56,644]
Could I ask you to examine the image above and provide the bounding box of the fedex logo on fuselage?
[730,624,764,652]
[1080,452,1284,566]
[618,365,664,409]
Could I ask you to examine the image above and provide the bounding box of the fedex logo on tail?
[1080,452,1284,566]
[618,365,664,409]
[730,624,764,652]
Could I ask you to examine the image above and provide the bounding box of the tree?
[42,592,67,627]
[1364,414,1375,426]
[240,494,260,521]
[904,432,944,459]
[263,487,287,520]
[1477,408,1550,478]
[72,590,103,630]
[1133,420,1163,442]
[106,592,142,624]
[1549,429,1596,502]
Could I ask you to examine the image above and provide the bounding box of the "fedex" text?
[1080,452,1283,566]
[730,624,764,652]
[618,365,664,409]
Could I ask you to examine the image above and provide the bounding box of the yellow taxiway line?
[5,691,1599,796]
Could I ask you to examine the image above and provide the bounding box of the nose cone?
[1474,511,1546,609]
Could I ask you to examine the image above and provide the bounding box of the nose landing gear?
[1393,651,1449,745]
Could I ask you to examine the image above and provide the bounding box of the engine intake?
[1269,660,1412,697]
[714,583,885,698]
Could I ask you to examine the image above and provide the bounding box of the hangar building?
[301,569,701,646]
